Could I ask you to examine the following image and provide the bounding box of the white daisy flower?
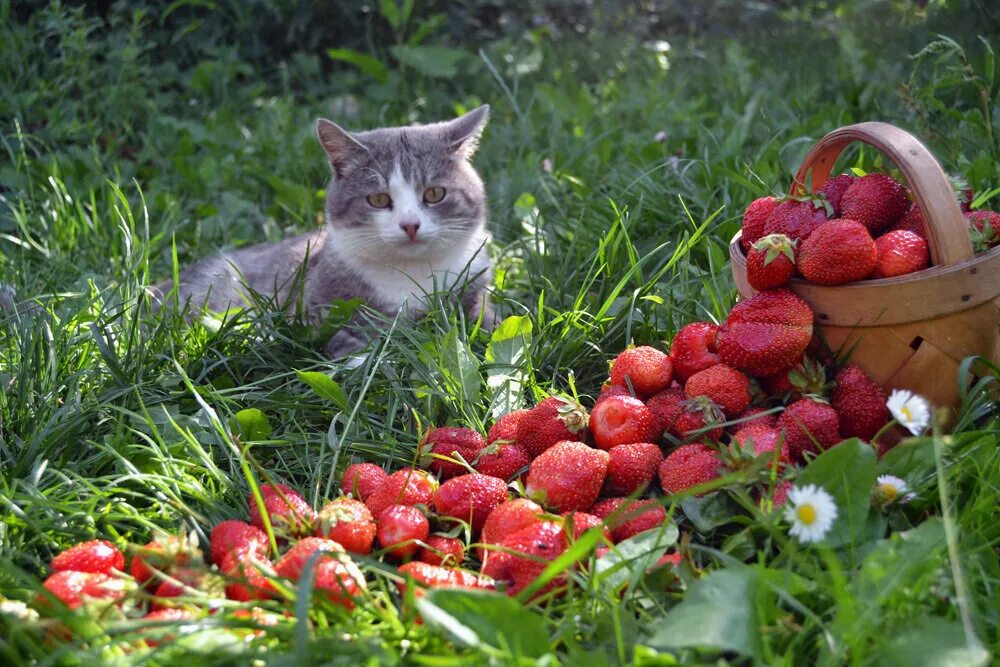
[886,389,931,435]
[873,474,915,508]
[784,484,838,544]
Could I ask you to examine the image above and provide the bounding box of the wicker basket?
[730,122,1000,410]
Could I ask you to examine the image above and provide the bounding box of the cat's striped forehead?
[348,126,454,184]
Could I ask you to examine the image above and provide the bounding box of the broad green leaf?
[876,615,990,667]
[484,315,532,418]
[296,371,349,412]
[647,567,762,660]
[795,439,878,549]
[680,491,740,533]
[378,0,400,31]
[439,327,480,405]
[231,408,271,441]
[594,523,677,592]
[852,519,947,611]
[390,45,468,78]
[418,589,550,658]
[326,48,389,83]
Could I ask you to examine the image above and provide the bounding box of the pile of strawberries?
[740,172,999,290]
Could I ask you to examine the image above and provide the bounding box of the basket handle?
[791,121,973,266]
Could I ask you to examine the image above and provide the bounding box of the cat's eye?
[367,192,392,209]
[423,187,446,204]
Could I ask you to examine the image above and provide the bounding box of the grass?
[1,1,999,665]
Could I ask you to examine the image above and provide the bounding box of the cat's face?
[316,106,489,261]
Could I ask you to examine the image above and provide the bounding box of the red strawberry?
[418,536,465,567]
[717,289,814,377]
[515,396,589,457]
[40,571,129,610]
[313,554,366,609]
[131,534,201,586]
[670,322,722,382]
[733,406,778,429]
[730,424,790,465]
[831,365,888,440]
[422,427,486,479]
[364,468,438,520]
[763,199,829,242]
[597,382,632,402]
[740,196,779,252]
[658,444,722,496]
[273,537,344,581]
[487,410,528,445]
[839,174,909,234]
[589,395,660,450]
[646,386,686,434]
[473,442,530,481]
[210,520,268,568]
[221,544,274,601]
[152,567,224,610]
[966,210,1000,249]
[609,346,674,398]
[249,489,316,538]
[397,561,493,597]
[51,539,125,576]
[142,608,197,647]
[340,463,388,501]
[603,443,664,495]
[798,218,877,285]
[589,497,667,543]
[759,479,793,511]
[259,483,297,499]
[817,174,857,216]
[432,474,509,534]
[561,511,610,541]
[479,498,544,562]
[376,505,429,560]
[746,234,796,291]
[524,441,610,513]
[778,398,841,461]
[684,364,751,417]
[316,498,376,555]
[480,521,567,597]
[669,396,725,442]
[891,204,927,239]
[761,355,828,403]
[873,230,929,278]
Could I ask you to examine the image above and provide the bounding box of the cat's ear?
[316,118,367,177]
[442,105,490,159]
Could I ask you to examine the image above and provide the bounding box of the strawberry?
[210,520,268,567]
[763,199,829,242]
[873,230,929,278]
[418,535,465,566]
[487,410,528,445]
[51,539,125,575]
[740,196,779,252]
[966,210,1000,250]
[249,487,316,538]
[839,173,909,234]
[646,386,686,434]
[40,571,129,610]
[609,346,674,398]
[422,426,486,479]
[589,497,667,543]
[746,234,796,291]
[480,521,567,597]
[759,479,793,511]
[479,498,544,562]
[778,398,841,461]
[684,364,751,417]
[597,382,632,402]
[589,394,660,450]
[891,204,927,239]
[151,567,225,610]
[432,473,509,534]
[730,424,790,466]
[221,544,274,601]
[603,442,664,495]
[142,608,197,647]
[524,441,610,513]
[670,322,721,382]
[340,463,388,501]
[717,289,814,377]
[376,505,429,560]
[561,511,610,541]
[273,537,344,581]
[831,365,888,441]
[515,396,589,457]
[313,554,366,609]
[259,483,297,499]
[817,174,857,216]
[316,497,376,555]
[761,355,828,402]
[669,396,725,442]
[131,533,201,586]
[798,218,877,285]
[473,442,530,481]
[397,561,493,597]
[364,468,438,520]
[658,444,723,496]
[733,406,778,429]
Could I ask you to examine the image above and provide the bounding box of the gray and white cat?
[152,105,494,357]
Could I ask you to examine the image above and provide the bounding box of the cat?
[151,105,494,358]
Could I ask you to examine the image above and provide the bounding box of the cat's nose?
[400,221,421,241]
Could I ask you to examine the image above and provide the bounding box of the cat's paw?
[324,329,368,360]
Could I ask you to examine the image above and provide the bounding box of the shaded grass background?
[1,0,999,664]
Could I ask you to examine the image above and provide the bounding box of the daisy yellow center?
[879,483,898,501]
[900,405,912,421]
[796,504,817,525]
